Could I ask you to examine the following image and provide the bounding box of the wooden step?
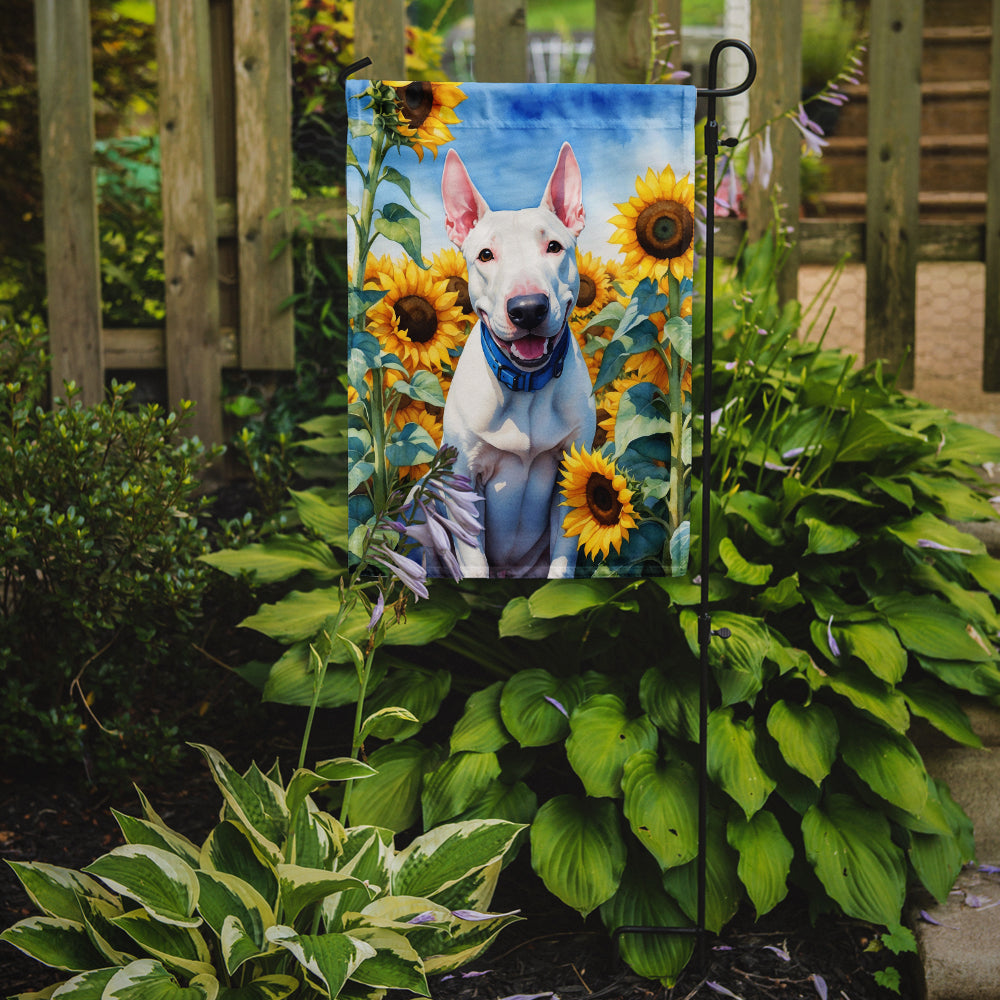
[822,134,988,193]
[813,189,987,222]
[922,25,993,82]
[833,80,991,137]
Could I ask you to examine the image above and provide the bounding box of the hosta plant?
[1,744,523,999]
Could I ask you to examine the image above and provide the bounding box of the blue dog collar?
[480,322,570,392]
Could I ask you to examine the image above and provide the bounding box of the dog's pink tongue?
[513,335,546,360]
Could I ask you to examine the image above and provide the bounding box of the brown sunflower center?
[445,275,473,314]
[394,295,437,343]
[585,472,623,526]
[396,82,434,130]
[576,275,597,309]
[635,198,694,261]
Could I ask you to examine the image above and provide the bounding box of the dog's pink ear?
[442,149,490,248]
[541,142,585,237]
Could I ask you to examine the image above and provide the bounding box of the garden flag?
[347,81,696,582]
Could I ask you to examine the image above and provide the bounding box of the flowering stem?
[340,641,377,826]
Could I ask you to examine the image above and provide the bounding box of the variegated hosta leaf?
[277,864,376,925]
[4,861,118,922]
[200,822,278,910]
[0,916,107,972]
[529,795,626,917]
[288,802,344,870]
[110,908,214,979]
[599,853,694,987]
[765,700,838,786]
[391,820,524,901]
[706,707,776,819]
[345,926,429,995]
[195,871,274,974]
[43,966,118,997]
[566,695,658,799]
[214,974,299,1000]
[191,745,287,863]
[420,751,502,829]
[661,811,742,934]
[112,811,202,868]
[77,894,135,966]
[727,810,793,918]
[838,718,929,817]
[422,906,523,975]
[802,793,906,926]
[421,859,501,918]
[83,845,200,928]
[621,751,699,871]
[499,670,585,747]
[285,760,375,823]
[323,829,393,931]
[265,926,376,998]
[450,682,511,754]
[102,958,218,999]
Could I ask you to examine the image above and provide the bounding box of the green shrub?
[0,316,220,783]
[1,744,524,998]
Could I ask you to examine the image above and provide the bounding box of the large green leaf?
[4,862,117,923]
[916,655,1000,697]
[835,621,907,684]
[565,695,658,798]
[875,594,994,662]
[216,976,299,1000]
[103,959,218,1000]
[718,537,772,586]
[599,853,694,987]
[901,680,982,748]
[0,916,107,972]
[347,740,441,832]
[810,662,910,732]
[200,535,341,585]
[530,795,627,917]
[681,610,770,706]
[886,511,985,556]
[834,410,927,463]
[285,759,376,823]
[660,810,741,933]
[497,597,566,639]
[802,793,906,926]
[499,670,584,747]
[276,865,373,925]
[392,820,524,900]
[727,810,793,918]
[639,664,699,743]
[363,667,451,740]
[83,846,200,928]
[526,579,621,618]
[450,682,511,754]
[111,909,214,978]
[707,708,776,818]
[195,871,273,974]
[838,718,928,817]
[288,489,349,545]
[803,517,859,556]
[265,926,374,997]
[621,751,699,871]
[260,644,383,709]
[346,926,428,994]
[765,700,838,786]
[421,751,502,828]
[199,822,278,910]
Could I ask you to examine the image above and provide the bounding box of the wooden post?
[157,0,223,444]
[474,0,527,82]
[594,0,664,84]
[233,0,294,369]
[747,0,801,306]
[34,0,104,405]
[654,0,683,81]
[864,0,923,389]
[354,0,406,79]
[983,0,1000,390]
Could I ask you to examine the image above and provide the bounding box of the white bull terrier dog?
[440,141,597,578]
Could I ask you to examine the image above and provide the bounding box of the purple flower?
[763,944,790,961]
[706,983,742,999]
[544,695,569,718]
[451,908,520,921]
[827,616,841,658]
[917,538,972,554]
[407,911,438,925]
[791,104,828,157]
[747,125,773,191]
[812,974,828,1000]
[367,591,385,631]
[370,542,429,600]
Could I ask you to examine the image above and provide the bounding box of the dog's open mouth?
[483,316,565,370]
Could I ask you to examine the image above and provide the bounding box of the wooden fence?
[33,0,1000,446]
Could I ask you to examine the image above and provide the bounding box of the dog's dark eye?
[546,240,563,254]
[477,248,494,262]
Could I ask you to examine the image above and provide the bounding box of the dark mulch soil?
[1,748,915,1000]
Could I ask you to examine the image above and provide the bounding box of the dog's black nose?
[507,294,549,330]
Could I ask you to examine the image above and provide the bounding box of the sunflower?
[574,250,614,317]
[559,444,639,560]
[367,257,465,373]
[609,164,696,283]
[384,81,466,161]
[429,247,475,318]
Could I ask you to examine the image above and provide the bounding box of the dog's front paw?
[547,556,575,579]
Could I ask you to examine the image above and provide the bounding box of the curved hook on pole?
[337,57,373,90]
[697,38,756,99]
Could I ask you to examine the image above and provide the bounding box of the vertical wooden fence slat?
[864,0,923,390]
[474,0,527,82]
[157,0,223,445]
[233,0,294,369]
[747,0,801,305]
[354,0,406,79]
[34,0,104,405]
[655,0,683,78]
[983,0,1000,390]
[594,0,661,83]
